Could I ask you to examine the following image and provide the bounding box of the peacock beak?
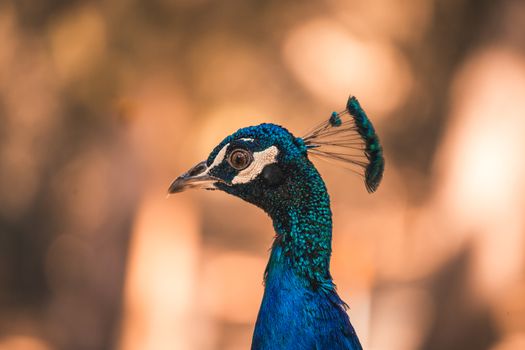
[168,161,219,194]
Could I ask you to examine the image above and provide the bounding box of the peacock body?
[169,96,384,350]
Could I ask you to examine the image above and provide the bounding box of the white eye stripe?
[207,138,253,172]
[205,143,230,174]
[231,146,279,184]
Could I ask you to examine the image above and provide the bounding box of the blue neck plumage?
[252,168,363,349]
[251,156,362,350]
[264,178,334,291]
[253,157,335,290]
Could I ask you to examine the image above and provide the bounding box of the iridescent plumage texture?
[169,96,384,350]
[303,96,384,193]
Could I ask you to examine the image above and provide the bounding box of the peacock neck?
[265,163,334,291]
[252,162,363,350]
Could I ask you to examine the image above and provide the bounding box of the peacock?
[169,96,384,350]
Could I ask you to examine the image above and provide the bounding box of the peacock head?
[168,123,311,212]
[168,96,384,214]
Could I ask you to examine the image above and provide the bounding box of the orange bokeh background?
[0,1,524,349]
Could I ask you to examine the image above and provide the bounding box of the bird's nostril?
[188,162,207,176]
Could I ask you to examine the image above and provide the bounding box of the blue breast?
[252,246,362,350]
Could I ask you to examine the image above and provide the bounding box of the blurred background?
[1,0,524,349]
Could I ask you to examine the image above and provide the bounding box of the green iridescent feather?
[302,96,384,193]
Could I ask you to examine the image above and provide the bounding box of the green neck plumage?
[264,160,334,291]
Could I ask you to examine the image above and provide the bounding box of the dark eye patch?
[261,164,284,186]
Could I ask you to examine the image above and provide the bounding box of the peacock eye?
[228,149,252,170]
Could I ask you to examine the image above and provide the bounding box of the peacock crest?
[301,96,384,193]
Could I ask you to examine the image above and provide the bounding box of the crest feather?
[302,96,384,193]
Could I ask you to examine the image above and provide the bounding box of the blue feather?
[253,245,362,350]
